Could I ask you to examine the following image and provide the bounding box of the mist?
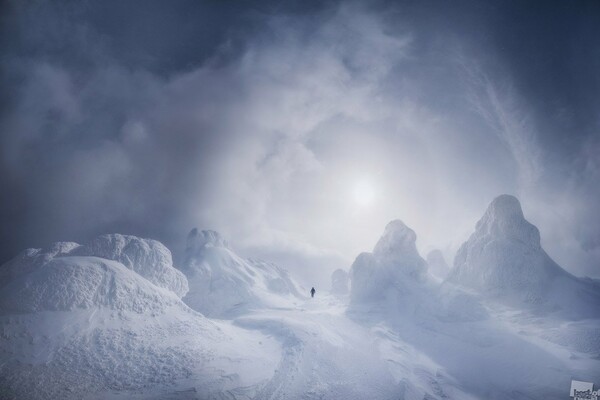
[1,0,599,288]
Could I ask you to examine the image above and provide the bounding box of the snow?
[181,229,305,317]
[345,200,600,399]
[426,249,450,280]
[1,197,599,399]
[0,256,181,314]
[0,234,280,400]
[330,268,349,296]
[447,194,600,318]
[72,234,189,298]
[372,220,428,277]
[349,219,429,307]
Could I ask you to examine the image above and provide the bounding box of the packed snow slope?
[447,194,600,318]
[181,228,305,317]
[0,234,280,400]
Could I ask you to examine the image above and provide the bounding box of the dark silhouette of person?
[310,287,316,298]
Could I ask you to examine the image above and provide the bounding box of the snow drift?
[0,234,279,399]
[447,194,600,318]
[181,228,304,317]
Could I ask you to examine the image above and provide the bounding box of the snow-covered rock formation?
[0,234,279,399]
[426,249,450,280]
[181,228,304,317]
[330,269,349,296]
[447,194,600,318]
[350,220,428,308]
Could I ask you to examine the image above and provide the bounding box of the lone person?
[310,287,316,298]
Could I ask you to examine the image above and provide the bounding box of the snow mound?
[182,229,304,317]
[447,194,600,318]
[0,235,280,399]
[0,242,80,289]
[426,249,450,280]
[350,220,427,307]
[331,269,349,296]
[72,234,188,298]
[0,234,189,315]
[0,256,180,315]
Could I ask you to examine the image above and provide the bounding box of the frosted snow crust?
[0,234,188,315]
[72,234,188,297]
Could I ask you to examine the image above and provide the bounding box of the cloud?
[1,0,599,285]
[462,62,542,188]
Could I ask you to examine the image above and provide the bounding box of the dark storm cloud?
[1,0,599,284]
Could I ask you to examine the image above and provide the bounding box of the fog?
[1,0,599,287]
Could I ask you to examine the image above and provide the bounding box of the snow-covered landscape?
[1,195,598,399]
[2,1,600,399]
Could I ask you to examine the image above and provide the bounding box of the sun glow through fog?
[353,180,376,207]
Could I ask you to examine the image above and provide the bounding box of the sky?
[1,0,599,287]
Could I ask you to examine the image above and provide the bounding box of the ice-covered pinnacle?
[448,194,566,303]
[350,220,428,305]
[186,228,229,252]
[475,194,541,247]
[373,220,420,263]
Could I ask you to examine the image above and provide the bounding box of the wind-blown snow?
[426,249,450,280]
[181,229,305,317]
[330,268,349,296]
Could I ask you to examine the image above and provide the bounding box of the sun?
[353,180,375,207]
